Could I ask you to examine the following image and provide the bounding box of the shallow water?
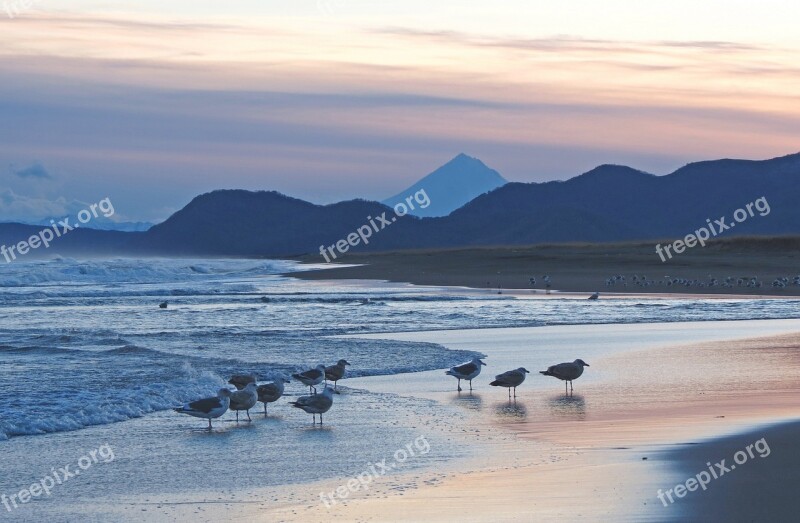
[0,257,798,521]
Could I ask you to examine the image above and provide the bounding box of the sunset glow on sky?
[1,1,799,221]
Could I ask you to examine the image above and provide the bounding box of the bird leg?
[469,379,473,391]
[208,419,212,430]
[513,387,517,398]
[320,414,323,425]
[457,379,462,392]
[264,404,268,417]
[246,409,251,422]
[236,410,240,423]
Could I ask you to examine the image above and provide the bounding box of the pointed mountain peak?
[382,155,507,217]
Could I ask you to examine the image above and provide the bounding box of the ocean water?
[1,257,799,441]
[1,257,799,521]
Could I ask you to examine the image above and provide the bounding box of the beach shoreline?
[285,240,800,296]
[249,319,800,522]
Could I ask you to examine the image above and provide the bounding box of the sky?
[1,1,799,223]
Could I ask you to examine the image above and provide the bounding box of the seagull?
[446,357,486,392]
[588,292,599,300]
[229,382,258,422]
[290,386,334,425]
[490,368,530,398]
[324,359,351,391]
[540,359,590,394]
[174,388,232,429]
[292,364,326,394]
[228,374,257,391]
[257,377,290,416]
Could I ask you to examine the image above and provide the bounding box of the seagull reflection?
[494,399,527,420]
[451,392,483,411]
[548,394,586,419]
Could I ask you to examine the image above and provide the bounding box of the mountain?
[144,190,426,256]
[381,154,507,217]
[0,222,140,260]
[420,153,800,246]
[1,152,799,259]
[25,218,154,232]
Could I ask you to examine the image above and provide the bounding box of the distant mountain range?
[24,218,153,232]
[1,152,799,259]
[382,153,507,217]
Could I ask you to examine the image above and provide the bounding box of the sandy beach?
[131,318,800,523]
[288,238,800,296]
[3,260,799,523]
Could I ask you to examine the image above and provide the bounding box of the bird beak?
[480,361,486,366]
[584,363,590,367]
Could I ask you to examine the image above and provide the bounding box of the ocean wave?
[0,258,300,288]
[0,364,225,440]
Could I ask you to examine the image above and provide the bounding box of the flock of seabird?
[174,360,350,429]
[447,357,590,396]
[604,274,800,290]
[175,356,590,429]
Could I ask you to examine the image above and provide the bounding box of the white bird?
[292,364,326,394]
[490,367,530,398]
[290,386,334,425]
[588,292,599,300]
[324,359,351,391]
[174,388,232,429]
[257,378,290,416]
[540,359,590,394]
[446,357,486,392]
[229,382,258,422]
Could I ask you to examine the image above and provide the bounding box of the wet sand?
[79,319,800,522]
[254,319,800,522]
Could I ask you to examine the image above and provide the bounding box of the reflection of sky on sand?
[493,399,528,420]
[547,394,587,420]
[451,392,483,411]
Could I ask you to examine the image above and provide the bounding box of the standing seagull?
[490,368,530,398]
[324,359,351,391]
[257,377,290,416]
[229,382,258,422]
[290,386,334,425]
[228,374,256,390]
[446,357,486,392]
[292,364,326,394]
[540,359,590,394]
[174,388,232,429]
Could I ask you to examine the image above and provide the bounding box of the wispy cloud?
[10,162,52,179]
[1,10,799,218]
